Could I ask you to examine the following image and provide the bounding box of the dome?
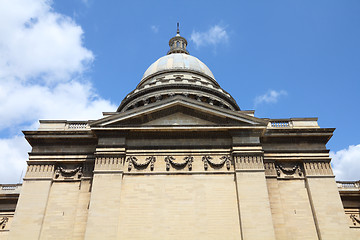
[117,27,240,113]
[142,53,215,80]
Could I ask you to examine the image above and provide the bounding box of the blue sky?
[0,0,359,182]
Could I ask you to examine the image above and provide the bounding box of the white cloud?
[254,90,287,106]
[151,25,159,33]
[191,25,229,48]
[0,0,116,183]
[0,80,115,131]
[0,0,94,82]
[0,136,29,183]
[331,144,360,181]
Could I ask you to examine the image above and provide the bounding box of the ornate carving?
[221,155,231,170]
[202,155,212,170]
[148,156,156,171]
[0,217,8,229]
[275,163,302,178]
[55,165,82,179]
[126,156,156,171]
[202,155,231,170]
[164,156,193,171]
[126,156,136,171]
[184,156,194,170]
[350,214,360,226]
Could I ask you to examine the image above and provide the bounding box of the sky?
[0,0,359,183]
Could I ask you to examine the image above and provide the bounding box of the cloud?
[331,144,360,181]
[0,80,116,131]
[254,90,287,106]
[0,136,30,183]
[191,25,229,48]
[0,0,116,183]
[151,25,159,33]
[0,0,94,82]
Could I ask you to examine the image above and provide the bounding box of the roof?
[142,53,215,80]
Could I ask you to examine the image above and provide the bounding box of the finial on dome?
[167,23,189,55]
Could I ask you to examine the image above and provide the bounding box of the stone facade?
[2,30,358,239]
[338,181,360,239]
[0,184,21,240]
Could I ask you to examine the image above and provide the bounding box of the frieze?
[120,154,233,173]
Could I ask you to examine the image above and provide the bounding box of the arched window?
[176,41,180,48]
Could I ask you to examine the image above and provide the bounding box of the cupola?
[167,23,189,55]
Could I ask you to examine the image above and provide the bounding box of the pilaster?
[9,164,53,240]
[84,148,125,240]
[304,160,353,239]
[264,160,318,240]
[233,146,276,240]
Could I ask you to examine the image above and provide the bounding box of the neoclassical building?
[1,29,359,240]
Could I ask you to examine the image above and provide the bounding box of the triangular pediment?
[143,112,214,126]
[90,96,267,128]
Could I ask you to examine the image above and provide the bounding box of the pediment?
[143,112,214,126]
[90,96,267,128]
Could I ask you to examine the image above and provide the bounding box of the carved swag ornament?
[275,163,303,177]
[164,156,193,171]
[202,155,231,170]
[55,165,82,179]
[126,156,156,171]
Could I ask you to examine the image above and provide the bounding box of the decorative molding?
[164,156,193,171]
[95,157,124,172]
[126,156,156,171]
[233,155,263,170]
[304,161,333,176]
[0,217,8,229]
[25,164,54,179]
[202,155,231,170]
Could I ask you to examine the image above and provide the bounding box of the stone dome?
[142,54,215,81]
[117,28,240,113]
